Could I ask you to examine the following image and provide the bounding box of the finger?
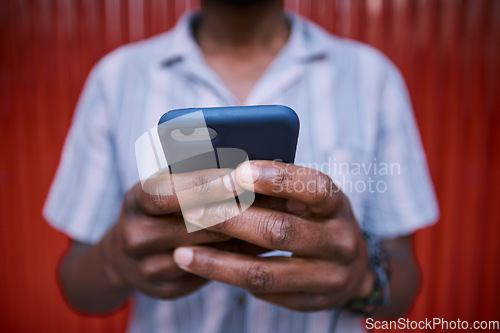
[129,168,242,215]
[253,195,309,217]
[253,195,288,212]
[187,203,355,259]
[122,215,232,258]
[173,246,345,293]
[139,252,187,281]
[234,161,346,216]
[172,169,245,210]
[206,239,269,256]
[139,274,208,300]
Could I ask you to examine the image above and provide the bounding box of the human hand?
[172,161,375,311]
[98,168,254,299]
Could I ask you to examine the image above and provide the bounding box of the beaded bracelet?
[346,231,391,316]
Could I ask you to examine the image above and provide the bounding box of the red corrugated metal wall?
[1,1,499,332]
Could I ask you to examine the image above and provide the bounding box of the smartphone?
[156,105,299,245]
[157,105,300,173]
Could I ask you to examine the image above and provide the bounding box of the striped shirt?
[44,11,439,333]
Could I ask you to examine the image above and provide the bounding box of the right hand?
[97,168,243,299]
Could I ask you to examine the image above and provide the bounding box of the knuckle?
[142,179,176,209]
[332,229,358,263]
[243,263,274,292]
[126,180,176,214]
[121,223,142,255]
[145,175,171,196]
[271,166,292,191]
[121,221,154,257]
[325,269,348,291]
[259,213,295,249]
[192,175,214,195]
[146,192,174,213]
[311,173,334,206]
[140,261,160,280]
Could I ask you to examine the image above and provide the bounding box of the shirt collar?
[158,10,331,67]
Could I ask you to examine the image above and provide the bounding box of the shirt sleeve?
[361,59,439,239]
[43,58,123,244]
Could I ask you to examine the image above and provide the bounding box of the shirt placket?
[178,56,241,106]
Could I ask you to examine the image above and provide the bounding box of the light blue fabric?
[44,11,438,333]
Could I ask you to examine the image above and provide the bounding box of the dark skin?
[195,0,289,103]
[58,0,419,318]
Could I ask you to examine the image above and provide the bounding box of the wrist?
[346,231,391,316]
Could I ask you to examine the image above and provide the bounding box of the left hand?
[173,160,375,311]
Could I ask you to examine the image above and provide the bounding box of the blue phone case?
[157,105,299,173]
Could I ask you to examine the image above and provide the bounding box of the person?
[44,0,439,332]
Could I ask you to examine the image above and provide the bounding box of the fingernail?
[173,247,193,268]
[184,206,204,221]
[238,162,260,184]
